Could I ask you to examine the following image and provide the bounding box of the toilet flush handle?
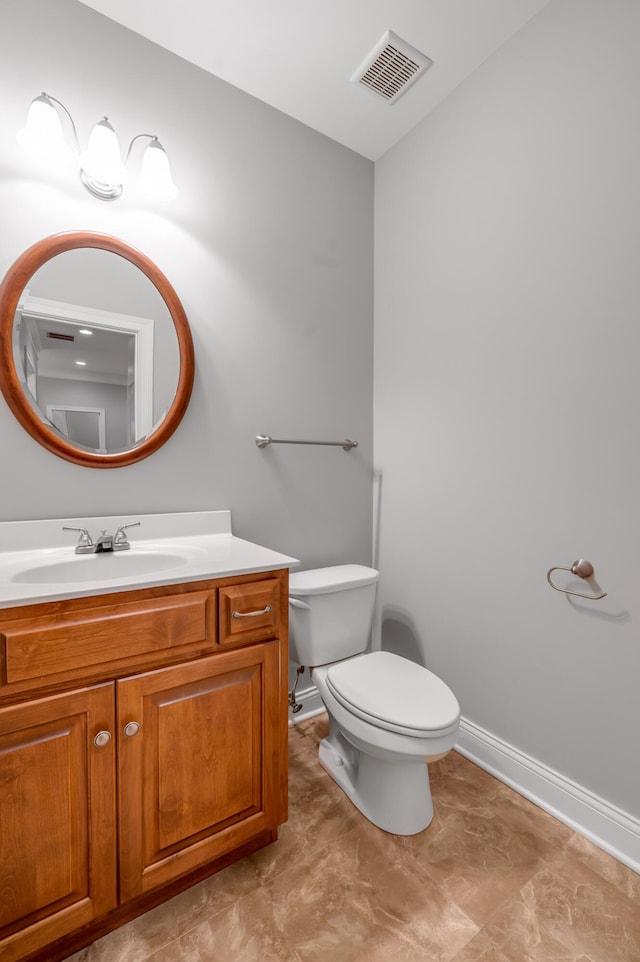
[289,597,311,610]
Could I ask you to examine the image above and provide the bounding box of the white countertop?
[0,511,299,608]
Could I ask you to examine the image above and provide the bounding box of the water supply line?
[370,467,383,651]
[289,665,305,714]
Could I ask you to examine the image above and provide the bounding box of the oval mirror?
[0,232,194,468]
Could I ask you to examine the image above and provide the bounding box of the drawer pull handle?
[94,730,112,748]
[232,604,272,620]
[123,721,141,738]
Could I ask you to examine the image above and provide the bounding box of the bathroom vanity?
[0,511,297,962]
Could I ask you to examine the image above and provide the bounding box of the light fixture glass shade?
[138,138,178,199]
[79,117,127,197]
[19,93,178,203]
[17,93,70,163]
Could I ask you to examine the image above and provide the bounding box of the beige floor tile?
[449,930,515,962]
[265,821,478,962]
[393,757,573,927]
[247,747,365,884]
[452,927,596,962]
[62,856,261,961]
[288,721,313,758]
[246,818,311,883]
[295,713,329,748]
[145,887,301,962]
[60,717,639,962]
[480,850,640,962]
[287,739,365,837]
[566,833,640,902]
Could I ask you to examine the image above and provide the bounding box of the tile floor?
[65,714,640,962]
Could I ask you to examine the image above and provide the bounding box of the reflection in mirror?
[14,248,179,454]
[19,300,139,451]
[0,232,194,468]
[48,405,105,449]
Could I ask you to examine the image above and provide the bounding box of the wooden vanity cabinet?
[0,568,289,962]
[0,684,117,962]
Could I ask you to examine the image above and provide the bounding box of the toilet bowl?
[289,565,460,836]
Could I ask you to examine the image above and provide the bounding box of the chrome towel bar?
[256,435,358,451]
[546,559,607,600]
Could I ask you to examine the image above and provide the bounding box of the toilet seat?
[325,650,460,738]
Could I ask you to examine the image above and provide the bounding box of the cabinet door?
[117,642,283,900]
[0,684,117,962]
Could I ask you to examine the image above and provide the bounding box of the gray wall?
[375,0,640,819]
[0,0,374,567]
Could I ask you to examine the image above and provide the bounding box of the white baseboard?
[457,717,640,875]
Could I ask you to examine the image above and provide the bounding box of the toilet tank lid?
[289,564,378,595]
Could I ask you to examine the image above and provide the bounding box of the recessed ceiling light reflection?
[75,360,86,366]
[78,328,93,335]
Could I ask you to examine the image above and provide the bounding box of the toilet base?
[318,733,434,836]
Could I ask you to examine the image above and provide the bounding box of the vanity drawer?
[218,579,282,647]
[0,588,217,694]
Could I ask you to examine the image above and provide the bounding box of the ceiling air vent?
[351,30,433,104]
[46,331,75,341]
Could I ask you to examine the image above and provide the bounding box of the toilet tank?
[288,565,379,667]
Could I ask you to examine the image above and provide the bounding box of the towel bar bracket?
[546,559,607,600]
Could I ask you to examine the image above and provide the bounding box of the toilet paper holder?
[546,559,607,600]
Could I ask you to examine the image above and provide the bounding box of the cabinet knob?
[123,721,141,738]
[94,730,112,748]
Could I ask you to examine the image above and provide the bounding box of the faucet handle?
[63,525,94,553]
[113,521,141,548]
[62,525,94,547]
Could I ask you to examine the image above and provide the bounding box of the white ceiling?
[77,0,550,161]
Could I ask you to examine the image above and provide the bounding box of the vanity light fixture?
[18,92,178,201]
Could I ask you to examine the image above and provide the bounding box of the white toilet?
[289,564,460,836]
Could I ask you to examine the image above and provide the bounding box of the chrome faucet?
[63,521,141,554]
[94,530,114,552]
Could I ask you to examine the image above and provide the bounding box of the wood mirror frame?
[0,231,195,468]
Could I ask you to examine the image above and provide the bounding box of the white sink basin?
[11,550,192,585]
[0,512,299,605]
